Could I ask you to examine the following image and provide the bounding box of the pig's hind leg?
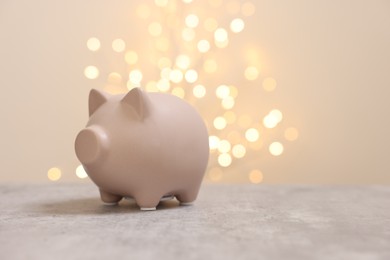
[99,189,123,205]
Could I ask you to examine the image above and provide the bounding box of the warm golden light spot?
[270,109,283,122]
[263,77,277,92]
[185,69,198,83]
[166,1,178,12]
[84,66,99,79]
[221,97,235,110]
[228,131,241,144]
[154,0,169,7]
[208,167,223,182]
[108,72,122,85]
[203,59,218,73]
[197,40,211,53]
[86,37,100,51]
[155,37,170,51]
[218,153,232,167]
[229,85,238,98]
[193,84,206,98]
[112,38,126,52]
[160,68,172,80]
[76,165,88,179]
[204,17,218,32]
[182,28,196,41]
[214,116,227,130]
[136,4,151,19]
[230,18,245,33]
[218,140,231,153]
[245,48,261,64]
[209,135,220,150]
[148,22,163,37]
[125,51,138,65]
[263,115,278,129]
[232,144,246,158]
[214,27,229,48]
[269,142,284,156]
[158,57,172,69]
[47,167,61,181]
[129,70,143,85]
[182,0,193,3]
[244,66,259,80]
[224,111,236,124]
[237,114,252,128]
[263,109,283,128]
[242,2,256,16]
[249,170,263,184]
[285,127,299,141]
[146,81,158,92]
[214,28,228,42]
[157,79,170,92]
[216,85,230,99]
[171,87,185,99]
[175,55,190,70]
[245,128,259,142]
[170,69,184,83]
[185,14,199,28]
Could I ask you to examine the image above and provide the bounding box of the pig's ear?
[89,89,110,117]
[121,87,146,118]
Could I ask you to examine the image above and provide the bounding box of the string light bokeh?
[49,0,299,184]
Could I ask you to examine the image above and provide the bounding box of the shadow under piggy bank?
[37,197,183,216]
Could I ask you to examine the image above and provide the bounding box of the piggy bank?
[75,88,209,210]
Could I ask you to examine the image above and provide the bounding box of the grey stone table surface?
[0,183,389,260]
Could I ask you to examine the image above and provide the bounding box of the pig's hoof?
[102,202,118,206]
[140,207,156,211]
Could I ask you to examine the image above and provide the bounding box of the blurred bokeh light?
[56,0,299,184]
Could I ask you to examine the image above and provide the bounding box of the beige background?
[0,0,389,184]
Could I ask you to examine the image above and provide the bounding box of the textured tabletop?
[0,183,389,260]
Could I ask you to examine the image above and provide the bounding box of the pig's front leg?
[99,189,123,205]
[176,187,199,206]
[134,193,163,211]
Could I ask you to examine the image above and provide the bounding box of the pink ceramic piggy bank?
[75,88,209,210]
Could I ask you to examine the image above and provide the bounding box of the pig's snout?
[75,125,108,165]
